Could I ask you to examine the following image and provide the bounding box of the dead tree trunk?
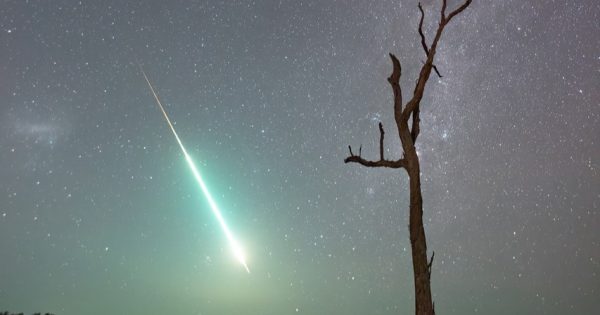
[344,1,472,314]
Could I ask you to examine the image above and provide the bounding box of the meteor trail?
[140,66,250,273]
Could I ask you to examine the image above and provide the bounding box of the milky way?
[0,1,598,314]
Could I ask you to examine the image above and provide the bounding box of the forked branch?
[344,154,408,168]
[418,3,443,78]
[345,139,407,169]
[346,1,471,166]
[402,0,472,126]
[443,0,473,23]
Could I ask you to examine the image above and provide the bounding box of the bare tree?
[344,1,472,314]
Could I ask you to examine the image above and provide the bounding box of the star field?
[0,1,598,314]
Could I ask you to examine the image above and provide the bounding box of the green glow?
[182,151,250,273]
[141,67,250,273]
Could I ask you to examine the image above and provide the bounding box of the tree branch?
[379,122,385,160]
[388,53,403,118]
[418,3,443,78]
[402,0,472,125]
[431,64,443,79]
[346,141,406,168]
[441,0,447,20]
[427,250,435,278]
[417,3,428,54]
[428,250,435,315]
[344,153,407,169]
[444,0,472,24]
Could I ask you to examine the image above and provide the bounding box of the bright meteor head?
[232,245,250,273]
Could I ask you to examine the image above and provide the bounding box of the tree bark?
[343,2,472,314]
[408,159,433,315]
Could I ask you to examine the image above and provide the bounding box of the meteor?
[140,66,250,273]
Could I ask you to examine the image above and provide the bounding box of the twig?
[427,250,435,278]
[379,122,385,160]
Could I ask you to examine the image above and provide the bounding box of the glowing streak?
[140,67,250,273]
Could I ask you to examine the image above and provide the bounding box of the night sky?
[1,1,598,314]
